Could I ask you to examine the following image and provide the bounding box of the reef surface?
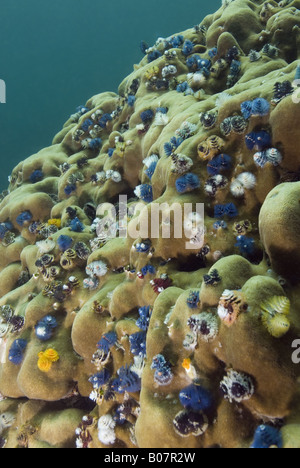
[0,0,300,449]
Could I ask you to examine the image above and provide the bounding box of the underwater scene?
[1,0,300,449]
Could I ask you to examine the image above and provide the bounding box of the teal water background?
[0,0,220,192]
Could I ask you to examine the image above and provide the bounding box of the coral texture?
[1,0,300,448]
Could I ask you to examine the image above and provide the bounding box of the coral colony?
[1,0,300,450]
